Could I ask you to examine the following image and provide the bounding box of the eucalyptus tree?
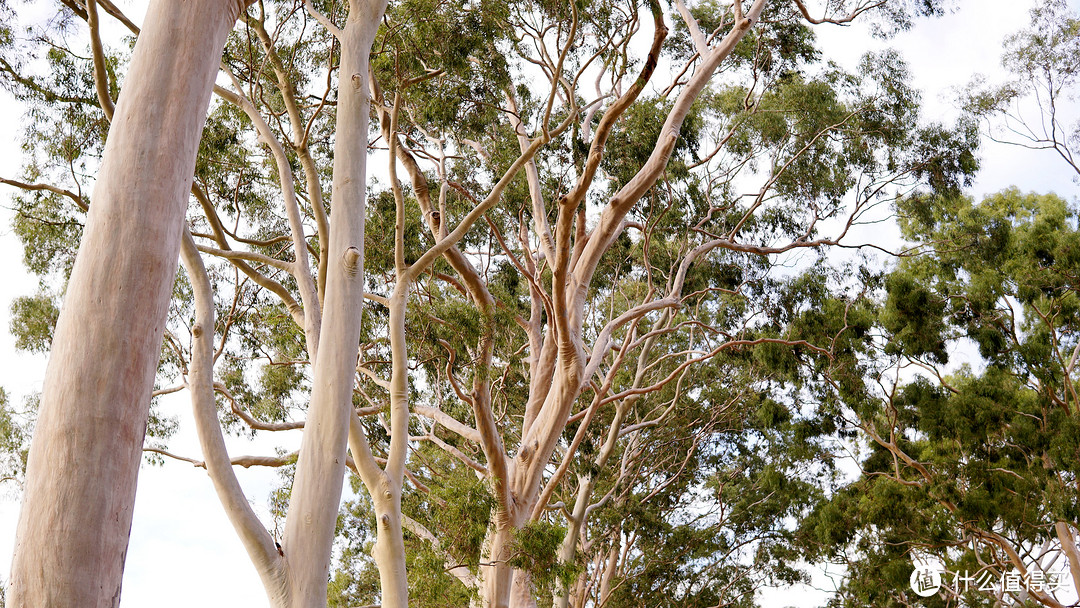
[0,0,391,604]
[962,0,1080,176]
[784,188,1080,608]
[786,8,1080,600]
[1,0,968,607]
[1,0,254,604]
[323,0,971,606]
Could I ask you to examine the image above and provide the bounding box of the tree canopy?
[1,0,1077,607]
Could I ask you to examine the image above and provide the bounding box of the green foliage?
[372,0,512,140]
[964,0,1080,117]
[11,191,84,281]
[507,520,579,597]
[880,271,947,363]
[0,389,30,489]
[8,292,58,353]
[790,190,1080,606]
[0,0,992,605]
[413,465,495,569]
[329,491,380,608]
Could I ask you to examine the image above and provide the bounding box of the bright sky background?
[0,0,1078,605]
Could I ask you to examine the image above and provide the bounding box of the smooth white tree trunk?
[280,1,387,605]
[181,230,291,604]
[8,0,244,605]
[372,493,409,608]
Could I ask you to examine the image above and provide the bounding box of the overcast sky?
[0,0,1078,605]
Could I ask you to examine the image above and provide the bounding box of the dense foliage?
[6,0,1077,607]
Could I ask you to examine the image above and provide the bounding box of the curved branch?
[214,75,321,359]
[179,230,286,592]
[0,178,86,211]
[151,385,186,398]
[94,0,141,34]
[573,0,768,298]
[213,383,306,431]
[419,434,487,476]
[349,411,388,497]
[303,0,343,38]
[190,183,306,330]
[791,0,886,25]
[85,0,115,121]
[196,243,295,272]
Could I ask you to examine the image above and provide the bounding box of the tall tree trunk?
[596,539,620,608]
[280,1,386,605]
[509,572,538,608]
[371,493,408,608]
[483,521,518,608]
[181,230,291,603]
[1055,522,1080,598]
[352,284,411,608]
[482,499,539,608]
[8,0,243,605]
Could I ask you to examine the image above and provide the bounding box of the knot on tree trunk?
[343,246,362,275]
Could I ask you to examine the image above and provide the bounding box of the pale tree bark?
[180,231,291,603]
[1054,522,1080,598]
[8,0,246,605]
[117,0,397,604]
[368,64,571,608]
[280,0,388,605]
[474,3,770,606]
[362,0,934,604]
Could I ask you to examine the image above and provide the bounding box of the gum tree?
[2,0,251,604]
[962,0,1080,177]
[0,0,391,603]
[325,1,968,606]
[787,188,1080,608]
[1,0,966,607]
[789,7,1080,602]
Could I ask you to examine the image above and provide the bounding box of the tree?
[787,188,1080,608]
[331,1,973,606]
[0,0,966,607]
[2,0,250,604]
[2,0,392,604]
[962,0,1080,177]
[785,7,1080,603]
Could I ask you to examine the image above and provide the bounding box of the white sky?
[0,0,1078,606]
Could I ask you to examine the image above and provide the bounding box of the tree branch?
[401,514,478,589]
[178,230,285,588]
[413,405,481,443]
[0,178,86,212]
